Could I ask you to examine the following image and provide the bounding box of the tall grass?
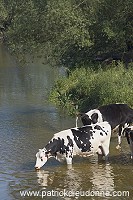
[49,62,133,115]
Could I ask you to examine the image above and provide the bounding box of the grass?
[49,62,133,115]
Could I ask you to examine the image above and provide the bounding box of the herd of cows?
[35,103,133,170]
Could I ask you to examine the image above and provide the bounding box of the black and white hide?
[35,122,111,169]
[80,104,133,148]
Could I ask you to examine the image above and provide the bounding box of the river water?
[0,44,132,200]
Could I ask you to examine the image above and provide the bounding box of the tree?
[0,0,132,66]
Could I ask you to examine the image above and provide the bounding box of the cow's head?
[35,148,48,170]
[80,110,102,126]
[81,114,92,126]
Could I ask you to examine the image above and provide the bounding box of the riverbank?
[50,62,133,115]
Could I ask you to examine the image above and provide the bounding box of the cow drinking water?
[35,122,111,169]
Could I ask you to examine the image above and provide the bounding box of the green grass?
[49,62,133,115]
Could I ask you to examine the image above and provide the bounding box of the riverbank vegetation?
[0,0,133,114]
[50,62,133,114]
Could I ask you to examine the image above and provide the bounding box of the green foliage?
[0,0,7,20]
[1,0,133,116]
[0,0,132,66]
[0,0,8,33]
[92,0,133,54]
[50,62,133,115]
[5,1,40,58]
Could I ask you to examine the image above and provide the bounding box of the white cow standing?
[35,122,111,169]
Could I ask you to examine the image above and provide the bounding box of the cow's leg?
[129,142,133,159]
[101,139,110,162]
[97,146,109,162]
[128,135,133,159]
[65,146,73,165]
[125,130,133,159]
[104,154,109,162]
[66,156,73,165]
[97,146,104,161]
[116,123,129,149]
[116,125,122,149]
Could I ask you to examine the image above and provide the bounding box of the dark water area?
[0,44,133,200]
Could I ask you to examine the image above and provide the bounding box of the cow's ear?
[91,113,98,123]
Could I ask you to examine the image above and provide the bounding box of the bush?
[49,62,133,115]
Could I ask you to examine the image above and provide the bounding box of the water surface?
[0,44,132,200]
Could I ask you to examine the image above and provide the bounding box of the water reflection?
[0,56,58,107]
[36,170,54,189]
[36,163,114,200]
[90,164,114,192]
[0,44,76,200]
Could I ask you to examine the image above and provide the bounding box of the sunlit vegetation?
[50,62,133,115]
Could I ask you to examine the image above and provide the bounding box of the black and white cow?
[80,104,133,148]
[123,126,133,159]
[35,122,111,169]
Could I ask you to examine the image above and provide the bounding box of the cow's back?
[99,104,133,128]
[71,122,111,154]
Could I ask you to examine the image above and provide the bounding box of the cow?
[80,104,133,149]
[123,126,133,159]
[35,122,111,170]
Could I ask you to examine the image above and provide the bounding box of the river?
[0,44,132,200]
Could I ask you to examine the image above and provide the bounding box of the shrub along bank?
[49,62,133,115]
